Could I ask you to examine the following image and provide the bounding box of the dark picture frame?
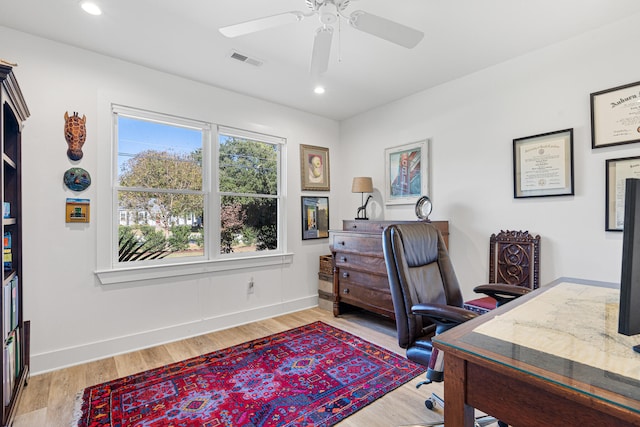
[301,196,329,240]
[591,81,640,149]
[606,156,640,231]
[513,128,574,198]
[300,144,330,191]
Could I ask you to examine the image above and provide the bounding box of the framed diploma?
[606,156,640,231]
[513,128,574,198]
[591,81,640,148]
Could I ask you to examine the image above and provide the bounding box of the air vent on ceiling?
[229,50,263,67]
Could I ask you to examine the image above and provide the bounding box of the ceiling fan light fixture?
[218,0,423,76]
[80,1,102,16]
[318,3,338,25]
[314,85,326,94]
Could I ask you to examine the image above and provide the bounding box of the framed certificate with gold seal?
[513,129,574,198]
[591,81,640,149]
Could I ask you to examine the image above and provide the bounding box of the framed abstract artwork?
[384,140,429,205]
[300,144,330,191]
[301,196,329,240]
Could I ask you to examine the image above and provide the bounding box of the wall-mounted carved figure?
[64,111,86,161]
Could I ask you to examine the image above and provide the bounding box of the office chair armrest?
[411,303,478,326]
[474,283,531,307]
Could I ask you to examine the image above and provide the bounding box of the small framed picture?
[590,81,640,149]
[513,128,574,198]
[606,156,640,231]
[65,198,90,223]
[301,196,329,240]
[384,139,429,205]
[300,144,330,191]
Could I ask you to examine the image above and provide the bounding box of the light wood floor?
[13,307,455,427]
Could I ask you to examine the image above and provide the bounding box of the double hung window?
[112,106,283,268]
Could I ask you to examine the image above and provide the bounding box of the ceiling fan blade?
[348,10,424,49]
[310,26,334,77]
[219,11,305,38]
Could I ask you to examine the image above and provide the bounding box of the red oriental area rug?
[74,321,424,427]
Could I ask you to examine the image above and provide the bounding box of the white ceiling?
[2,0,640,120]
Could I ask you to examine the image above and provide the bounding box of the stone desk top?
[459,280,640,412]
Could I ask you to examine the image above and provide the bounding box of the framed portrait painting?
[300,144,330,191]
[301,196,329,240]
[384,140,429,205]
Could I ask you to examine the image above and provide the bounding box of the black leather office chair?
[382,222,528,425]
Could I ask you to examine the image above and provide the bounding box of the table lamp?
[352,177,373,220]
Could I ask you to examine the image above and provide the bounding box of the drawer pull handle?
[342,272,349,278]
[339,241,345,245]
[340,256,347,262]
[343,288,350,294]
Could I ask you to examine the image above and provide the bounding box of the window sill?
[95,252,294,285]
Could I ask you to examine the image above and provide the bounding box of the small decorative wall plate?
[415,195,432,221]
[63,167,91,191]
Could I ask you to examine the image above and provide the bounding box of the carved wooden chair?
[464,230,541,314]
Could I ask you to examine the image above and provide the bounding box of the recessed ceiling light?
[80,1,102,16]
[314,86,326,95]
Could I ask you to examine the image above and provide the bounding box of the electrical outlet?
[247,277,255,294]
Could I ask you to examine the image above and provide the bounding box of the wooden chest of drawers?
[329,220,449,319]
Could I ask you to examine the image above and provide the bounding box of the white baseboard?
[30,295,318,375]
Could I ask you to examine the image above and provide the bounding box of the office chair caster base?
[424,393,444,410]
[497,422,508,427]
[416,379,432,389]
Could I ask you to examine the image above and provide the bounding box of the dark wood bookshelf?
[0,63,30,427]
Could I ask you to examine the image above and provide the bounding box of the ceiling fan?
[219,0,424,77]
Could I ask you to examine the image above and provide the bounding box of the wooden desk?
[433,278,640,427]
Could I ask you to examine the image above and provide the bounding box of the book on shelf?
[3,231,11,271]
[14,328,19,380]
[2,346,9,406]
[3,332,15,406]
[2,276,19,339]
[3,249,11,271]
[10,276,18,331]
[2,282,10,339]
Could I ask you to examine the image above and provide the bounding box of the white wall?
[336,12,640,298]
[1,26,340,374]
[5,11,640,374]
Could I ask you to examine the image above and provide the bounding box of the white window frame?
[95,105,291,285]
[216,125,284,258]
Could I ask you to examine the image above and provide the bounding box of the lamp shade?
[351,177,373,193]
